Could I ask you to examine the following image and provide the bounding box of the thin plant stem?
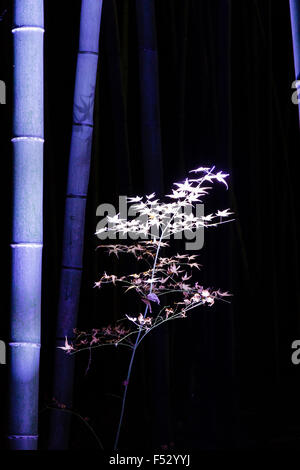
[113,318,144,451]
[41,406,104,450]
[113,236,163,450]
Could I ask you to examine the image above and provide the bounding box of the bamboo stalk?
[178,0,189,172]
[103,0,132,194]
[9,0,44,450]
[49,0,103,449]
[290,0,300,123]
[136,0,164,193]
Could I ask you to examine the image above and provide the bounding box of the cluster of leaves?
[60,167,234,356]
[96,167,233,239]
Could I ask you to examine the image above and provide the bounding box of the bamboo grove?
[5,0,300,450]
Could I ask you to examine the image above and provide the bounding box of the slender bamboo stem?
[9,0,44,450]
[102,0,132,194]
[49,0,103,449]
[290,0,300,123]
[135,0,164,194]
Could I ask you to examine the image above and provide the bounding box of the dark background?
[1,0,300,451]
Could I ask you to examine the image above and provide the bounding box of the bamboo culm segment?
[49,0,103,450]
[9,0,44,450]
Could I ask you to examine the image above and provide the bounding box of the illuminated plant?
[60,166,234,450]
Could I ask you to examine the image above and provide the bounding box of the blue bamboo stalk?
[102,0,132,194]
[9,0,44,450]
[49,0,103,449]
[290,0,300,122]
[135,0,164,194]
